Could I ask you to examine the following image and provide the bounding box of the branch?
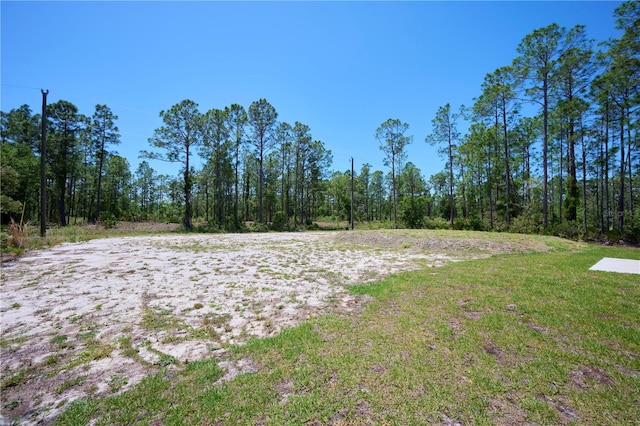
[139,150,172,163]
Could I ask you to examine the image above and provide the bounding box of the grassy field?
[43,234,640,425]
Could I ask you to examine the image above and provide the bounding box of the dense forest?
[1,1,638,241]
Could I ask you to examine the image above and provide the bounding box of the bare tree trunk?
[580,127,587,232]
[618,112,625,230]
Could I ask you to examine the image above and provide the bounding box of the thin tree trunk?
[580,127,587,232]
[618,111,625,230]
[605,114,610,231]
[502,99,511,225]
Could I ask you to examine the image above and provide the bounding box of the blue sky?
[1,1,624,180]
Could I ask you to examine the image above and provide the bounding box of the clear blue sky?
[1,1,624,181]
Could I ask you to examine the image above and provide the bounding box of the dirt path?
[1,231,454,425]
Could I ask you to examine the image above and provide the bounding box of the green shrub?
[423,217,450,230]
[270,211,288,231]
[452,216,485,231]
[548,220,585,241]
[100,212,117,229]
[305,222,320,231]
[508,212,543,235]
[399,197,426,229]
[249,222,269,233]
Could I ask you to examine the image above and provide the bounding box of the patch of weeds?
[74,339,113,365]
[10,302,21,309]
[79,331,96,340]
[50,334,73,349]
[187,326,219,340]
[109,375,129,393]
[95,304,102,311]
[243,287,258,296]
[142,342,181,367]
[193,302,204,309]
[141,307,183,331]
[202,312,232,329]
[288,292,300,303]
[117,336,137,357]
[55,376,85,394]
[1,369,29,390]
[0,335,28,350]
[50,334,68,345]
[3,400,20,410]
[79,321,99,333]
[44,355,59,366]
[117,335,150,366]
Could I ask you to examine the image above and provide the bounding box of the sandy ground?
[1,231,455,425]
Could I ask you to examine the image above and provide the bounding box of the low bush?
[423,217,451,230]
[248,222,269,233]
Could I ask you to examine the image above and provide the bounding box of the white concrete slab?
[590,257,640,275]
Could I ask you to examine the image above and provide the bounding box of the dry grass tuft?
[7,218,29,249]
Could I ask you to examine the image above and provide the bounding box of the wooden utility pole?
[350,157,354,230]
[40,89,48,237]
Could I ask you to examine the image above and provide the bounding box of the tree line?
[1,1,637,241]
[435,1,638,240]
[364,1,638,241]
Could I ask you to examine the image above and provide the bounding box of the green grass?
[54,241,639,425]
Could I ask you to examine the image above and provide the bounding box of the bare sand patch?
[1,231,454,424]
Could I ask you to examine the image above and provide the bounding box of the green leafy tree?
[305,139,332,223]
[514,23,580,228]
[200,108,230,227]
[399,196,427,229]
[0,161,23,220]
[595,0,639,230]
[369,170,386,221]
[274,121,293,224]
[90,104,120,221]
[398,162,426,199]
[376,118,412,228]
[552,25,594,222]
[476,67,520,224]
[327,170,351,221]
[248,99,278,224]
[426,104,463,227]
[102,155,131,218]
[47,100,85,226]
[358,163,372,222]
[0,106,40,223]
[292,122,311,226]
[134,161,157,217]
[142,99,201,229]
[291,122,330,226]
[226,103,248,226]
